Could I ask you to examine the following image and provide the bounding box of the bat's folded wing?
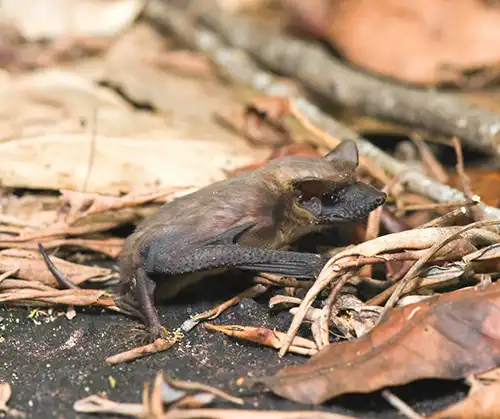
[143,244,325,279]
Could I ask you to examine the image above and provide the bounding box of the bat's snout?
[368,189,387,210]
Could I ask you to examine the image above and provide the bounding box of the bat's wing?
[142,241,325,279]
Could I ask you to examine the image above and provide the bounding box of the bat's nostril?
[374,195,386,206]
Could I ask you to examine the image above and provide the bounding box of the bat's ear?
[292,178,337,200]
[323,139,359,168]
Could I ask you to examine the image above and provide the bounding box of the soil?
[0,277,467,419]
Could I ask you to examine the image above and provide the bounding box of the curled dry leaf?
[105,337,180,365]
[0,288,115,308]
[254,281,500,404]
[73,397,356,419]
[162,375,244,406]
[283,0,500,86]
[0,382,24,418]
[0,0,145,41]
[73,395,144,416]
[0,248,114,287]
[216,96,293,147]
[166,408,358,419]
[0,383,11,411]
[0,238,124,259]
[0,279,58,292]
[205,323,318,356]
[59,186,192,224]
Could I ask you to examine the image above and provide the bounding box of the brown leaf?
[59,186,190,224]
[1,0,145,41]
[205,324,317,356]
[255,281,500,404]
[283,0,500,86]
[0,248,113,287]
[0,288,114,307]
[0,50,266,194]
[448,168,500,208]
[102,24,267,183]
[105,337,179,365]
[216,96,293,148]
[151,50,215,78]
[0,383,12,412]
[0,237,123,258]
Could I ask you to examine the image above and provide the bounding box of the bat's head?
[270,139,386,225]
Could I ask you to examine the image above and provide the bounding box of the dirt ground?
[1,275,467,419]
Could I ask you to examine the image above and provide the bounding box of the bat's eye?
[323,193,338,204]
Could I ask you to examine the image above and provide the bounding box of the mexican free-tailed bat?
[40,139,386,340]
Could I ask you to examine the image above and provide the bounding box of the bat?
[40,139,386,340]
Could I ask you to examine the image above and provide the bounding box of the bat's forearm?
[143,244,326,278]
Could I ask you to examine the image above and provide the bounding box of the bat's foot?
[148,323,169,341]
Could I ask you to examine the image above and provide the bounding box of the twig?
[410,133,448,184]
[180,284,268,332]
[451,137,485,221]
[144,0,500,221]
[382,390,424,419]
[196,2,500,157]
[380,219,500,319]
[418,207,468,228]
[396,200,477,213]
[256,273,314,288]
[318,271,354,348]
[163,375,244,406]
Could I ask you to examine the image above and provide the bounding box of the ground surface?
[1,276,467,419]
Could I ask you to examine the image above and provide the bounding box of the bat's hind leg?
[133,266,165,340]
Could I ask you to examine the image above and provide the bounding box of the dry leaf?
[0,383,11,411]
[255,281,500,404]
[0,248,113,287]
[152,50,215,78]
[105,337,179,365]
[448,168,500,208]
[0,0,145,41]
[0,64,264,194]
[205,324,318,356]
[0,288,114,307]
[59,187,191,224]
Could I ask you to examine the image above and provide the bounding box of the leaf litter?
[1,0,500,418]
